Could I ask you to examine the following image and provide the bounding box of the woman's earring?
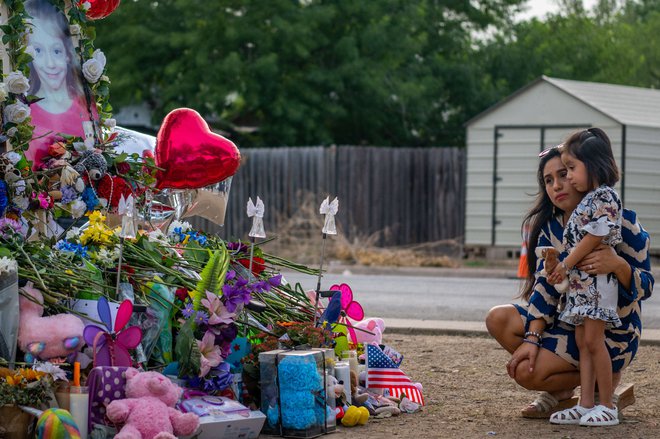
[552,206,557,216]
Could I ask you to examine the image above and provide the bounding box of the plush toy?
[74,150,108,181]
[18,282,84,362]
[106,368,199,439]
[349,370,369,406]
[340,406,369,427]
[535,246,569,293]
[351,318,385,344]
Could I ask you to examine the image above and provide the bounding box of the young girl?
[547,128,622,426]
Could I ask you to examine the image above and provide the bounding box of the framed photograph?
[23,0,99,167]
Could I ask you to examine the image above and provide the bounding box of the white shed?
[465,76,660,252]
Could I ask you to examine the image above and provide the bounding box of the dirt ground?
[324,334,660,439]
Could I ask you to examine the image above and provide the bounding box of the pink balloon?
[155,108,241,190]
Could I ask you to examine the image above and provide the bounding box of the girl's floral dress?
[559,185,622,328]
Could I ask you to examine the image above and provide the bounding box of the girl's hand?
[577,244,621,275]
[547,268,567,286]
[507,340,540,378]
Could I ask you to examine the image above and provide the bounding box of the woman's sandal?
[579,405,619,426]
[521,391,579,418]
[549,405,591,425]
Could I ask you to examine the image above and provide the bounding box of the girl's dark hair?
[561,128,619,189]
[519,147,562,301]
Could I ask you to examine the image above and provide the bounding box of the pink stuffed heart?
[155,108,241,190]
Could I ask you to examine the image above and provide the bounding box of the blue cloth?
[516,208,653,372]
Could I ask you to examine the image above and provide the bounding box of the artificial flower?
[60,166,80,186]
[201,291,236,325]
[69,24,81,35]
[197,331,223,377]
[5,71,30,94]
[0,82,7,102]
[0,256,17,276]
[33,362,67,381]
[82,49,106,83]
[104,118,116,128]
[48,142,68,157]
[3,102,30,124]
[70,199,87,218]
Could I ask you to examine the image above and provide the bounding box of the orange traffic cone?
[517,224,529,279]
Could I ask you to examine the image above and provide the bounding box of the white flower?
[66,227,81,240]
[82,50,106,83]
[6,127,17,138]
[60,166,80,186]
[74,177,86,193]
[100,75,110,84]
[34,362,68,381]
[5,152,21,164]
[0,83,7,102]
[13,195,28,210]
[0,256,17,276]
[6,71,30,95]
[3,102,30,124]
[104,118,116,129]
[69,24,81,35]
[147,229,169,245]
[70,200,87,218]
[81,1,91,10]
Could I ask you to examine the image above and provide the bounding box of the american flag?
[366,344,425,405]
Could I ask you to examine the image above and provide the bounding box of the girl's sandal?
[549,405,591,425]
[594,383,635,410]
[579,405,619,427]
[521,391,579,418]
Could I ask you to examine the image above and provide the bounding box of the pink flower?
[197,331,223,377]
[200,291,236,325]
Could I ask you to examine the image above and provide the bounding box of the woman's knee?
[513,362,539,390]
[485,305,511,337]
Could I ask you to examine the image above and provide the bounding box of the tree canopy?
[94,0,660,147]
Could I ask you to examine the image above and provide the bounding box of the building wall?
[623,125,660,250]
[466,81,620,246]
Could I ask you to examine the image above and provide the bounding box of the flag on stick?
[366,344,425,405]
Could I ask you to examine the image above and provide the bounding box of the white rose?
[69,24,81,35]
[100,75,110,83]
[0,83,7,102]
[6,127,17,138]
[3,102,30,124]
[82,1,91,10]
[93,49,106,67]
[82,51,106,84]
[70,199,87,218]
[104,118,116,129]
[6,71,30,95]
[5,152,20,164]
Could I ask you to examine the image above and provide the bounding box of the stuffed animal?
[535,246,569,293]
[351,318,385,344]
[340,406,369,427]
[106,368,199,439]
[18,282,84,362]
[73,150,108,181]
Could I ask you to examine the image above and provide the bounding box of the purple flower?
[0,217,27,239]
[60,185,78,204]
[227,242,248,252]
[200,291,236,325]
[203,362,233,392]
[194,310,209,325]
[222,284,251,313]
[268,274,283,287]
[250,280,270,293]
[225,270,236,281]
[182,302,195,319]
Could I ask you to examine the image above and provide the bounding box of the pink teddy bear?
[351,318,385,344]
[106,368,199,439]
[18,282,84,362]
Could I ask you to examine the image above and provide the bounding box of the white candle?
[69,386,89,439]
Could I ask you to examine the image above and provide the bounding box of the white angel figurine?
[247,196,266,238]
[319,196,339,235]
[118,194,137,239]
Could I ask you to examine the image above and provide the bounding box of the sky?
[517,0,600,21]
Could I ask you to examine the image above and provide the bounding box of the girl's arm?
[562,233,603,271]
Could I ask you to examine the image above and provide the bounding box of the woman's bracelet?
[524,331,543,343]
[522,339,541,348]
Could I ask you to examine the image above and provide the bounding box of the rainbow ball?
[36,408,81,439]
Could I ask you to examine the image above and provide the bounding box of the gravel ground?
[314,333,660,439]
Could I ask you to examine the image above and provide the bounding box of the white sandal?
[549,405,591,425]
[521,391,579,418]
[579,405,619,427]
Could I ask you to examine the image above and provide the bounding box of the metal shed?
[465,76,660,252]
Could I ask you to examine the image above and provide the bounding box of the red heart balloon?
[155,108,241,190]
[80,0,121,20]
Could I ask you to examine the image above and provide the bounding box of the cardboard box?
[184,409,266,439]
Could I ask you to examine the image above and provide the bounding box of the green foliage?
[191,248,229,310]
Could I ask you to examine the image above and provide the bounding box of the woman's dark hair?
[519,147,562,301]
[561,127,619,189]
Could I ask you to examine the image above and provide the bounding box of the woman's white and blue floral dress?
[559,185,622,328]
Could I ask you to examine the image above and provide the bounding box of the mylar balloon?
[81,0,121,20]
[155,108,241,190]
[178,178,232,226]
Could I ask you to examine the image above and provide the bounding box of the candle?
[69,385,89,439]
[334,361,352,405]
[73,362,81,387]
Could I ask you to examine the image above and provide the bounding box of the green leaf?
[191,248,228,310]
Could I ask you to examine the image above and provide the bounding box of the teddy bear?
[535,246,569,293]
[73,150,108,182]
[351,318,385,344]
[106,368,199,439]
[18,282,85,362]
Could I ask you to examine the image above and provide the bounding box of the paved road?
[281,271,660,329]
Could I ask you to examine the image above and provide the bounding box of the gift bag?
[87,366,129,433]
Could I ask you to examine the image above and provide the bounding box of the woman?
[486,145,653,417]
[25,0,93,167]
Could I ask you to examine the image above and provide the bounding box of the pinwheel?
[83,297,142,367]
[327,283,364,343]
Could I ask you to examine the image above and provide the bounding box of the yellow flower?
[5,374,21,386]
[65,269,74,275]
[87,210,106,225]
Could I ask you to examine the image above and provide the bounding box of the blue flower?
[60,185,78,204]
[55,240,89,258]
[182,302,195,318]
[81,187,99,211]
[194,310,209,325]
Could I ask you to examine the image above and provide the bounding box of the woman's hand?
[577,244,624,275]
[506,341,540,378]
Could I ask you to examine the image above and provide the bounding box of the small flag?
[366,344,424,405]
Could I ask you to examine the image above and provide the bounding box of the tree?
[94,0,525,147]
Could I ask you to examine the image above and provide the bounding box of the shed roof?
[467,76,660,128]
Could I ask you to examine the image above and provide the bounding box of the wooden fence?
[189,146,465,247]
